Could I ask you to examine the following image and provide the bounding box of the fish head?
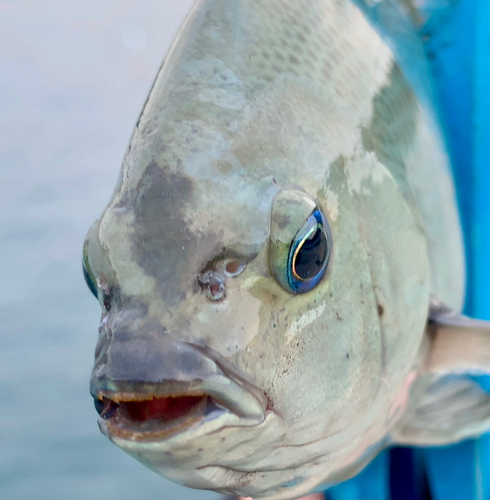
[83,1,431,498]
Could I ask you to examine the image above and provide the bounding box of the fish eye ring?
[287,209,331,293]
[83,258,98,298]
[83,242,98,299]
[224,259,246,277]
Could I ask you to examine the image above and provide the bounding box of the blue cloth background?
[323,1,490,498]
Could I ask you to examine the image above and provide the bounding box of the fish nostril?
[197,271,226,301]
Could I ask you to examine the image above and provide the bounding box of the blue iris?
[286,209,331,294]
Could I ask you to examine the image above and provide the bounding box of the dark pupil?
[294,228,327,280]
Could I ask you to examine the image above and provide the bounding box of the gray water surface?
[0,1,220,498]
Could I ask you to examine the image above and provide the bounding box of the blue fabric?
[420,0,490,499]
[327,452,389,500]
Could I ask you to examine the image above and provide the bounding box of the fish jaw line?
[102,408,285,493]
[99,405,260,451]
[92,376,266,443]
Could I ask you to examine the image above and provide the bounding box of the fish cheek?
[192,166,377,432]
[268,263,382,431]
[187,284,264,358]
[284,163,384,431]
[223,243,382,435]
[353,169,430,391]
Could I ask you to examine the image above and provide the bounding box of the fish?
[82,0,490,499]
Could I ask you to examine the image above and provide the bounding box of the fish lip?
[91,369,267,441]
[94,391,224,442]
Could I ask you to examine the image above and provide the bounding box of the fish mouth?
[94,390,216,441]
[91,337,267,441]
[92,374,267,441]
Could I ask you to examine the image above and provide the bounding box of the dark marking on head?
[330,154,346,171]
[346,353,350,360]
[131,161,219,306]
[377,304,384,316]
[361,63,417,187]
[320,154,346,203]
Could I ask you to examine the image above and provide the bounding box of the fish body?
[82,1,490,499]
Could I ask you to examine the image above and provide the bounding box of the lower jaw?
[103,413,206,441]
[101,411,299,498]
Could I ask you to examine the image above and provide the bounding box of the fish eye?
[287,209,331,293]
[269,190,332,294]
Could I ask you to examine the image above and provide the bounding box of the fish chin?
[101,405,374,500]
[102,409,303,499]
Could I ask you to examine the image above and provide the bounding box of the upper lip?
[90,340,267,438]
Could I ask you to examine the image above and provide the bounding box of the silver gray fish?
[82,0,490,498]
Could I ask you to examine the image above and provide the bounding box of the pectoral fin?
[391,298,490,446]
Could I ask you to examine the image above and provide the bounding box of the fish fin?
[391,297,490,446]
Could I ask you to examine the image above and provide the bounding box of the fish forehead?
[113,0,395,191]
[97,0,402,300]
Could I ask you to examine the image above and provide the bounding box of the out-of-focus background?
[0,1,218,498]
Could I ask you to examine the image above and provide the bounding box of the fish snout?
[90,332,266,440]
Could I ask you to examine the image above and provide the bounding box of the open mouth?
[94,391,225,440]
[91,340,267,441]
[92,376,266,441]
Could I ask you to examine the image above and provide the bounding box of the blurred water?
[0,1,219,499]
